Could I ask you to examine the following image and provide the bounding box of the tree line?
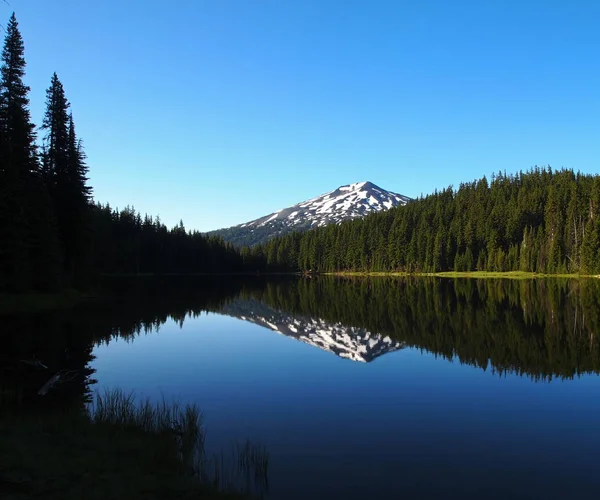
[253,168,600,274]
[90,205,246,275]
[0,14,246,292]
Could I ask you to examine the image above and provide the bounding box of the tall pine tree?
[41,73,92,286]
[0,13,60,291]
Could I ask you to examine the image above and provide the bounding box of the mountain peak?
[340,181,371,191]
[209,181,411,247]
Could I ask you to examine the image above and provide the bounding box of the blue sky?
[4,0,600,231]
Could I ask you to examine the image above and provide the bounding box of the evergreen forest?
[254,168,600,275]
[0,14,244,292]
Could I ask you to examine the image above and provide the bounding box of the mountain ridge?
[209,181,411,247]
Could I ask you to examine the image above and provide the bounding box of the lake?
[3,276,600,499]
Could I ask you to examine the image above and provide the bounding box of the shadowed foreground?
[0,390,268,500]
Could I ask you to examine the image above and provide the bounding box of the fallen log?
[37,373,62,396]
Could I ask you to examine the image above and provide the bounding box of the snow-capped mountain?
[209,181,411,247]
[219,298,405,363]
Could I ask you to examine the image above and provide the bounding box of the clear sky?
[3,0,600,231]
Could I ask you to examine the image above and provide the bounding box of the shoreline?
[3,271,597,315]
[325,270,599,279]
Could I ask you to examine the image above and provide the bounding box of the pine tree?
[42,73,70,181]
[581,219,599,275]
[0,14,60,290]
[41,74,92,285]
[0,13,30,289]
[66,113,93,279]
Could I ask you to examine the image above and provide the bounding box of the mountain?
[209,181,411,247]
[219,298,405,362]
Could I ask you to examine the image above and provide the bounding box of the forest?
[252,168,600,275]
[3,12,600,295]
[0,14,246,292]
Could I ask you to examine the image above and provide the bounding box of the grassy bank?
[328,270,598,279]
[0,390,268,500]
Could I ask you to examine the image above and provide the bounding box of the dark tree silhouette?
[0,13,261,292]
[0,13,61,291]
[41,73,90,285]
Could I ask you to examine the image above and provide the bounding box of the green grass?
[0,389,269,500]
[89,389,205,475]
[328,270,598,279]
[420,271,588,279]
[328,271,410,277]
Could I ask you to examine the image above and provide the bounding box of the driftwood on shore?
[37,373,62,396]
[37,370,78,396]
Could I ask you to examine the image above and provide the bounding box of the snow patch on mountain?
[209,181,411,247]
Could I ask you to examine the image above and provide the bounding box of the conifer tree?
[42,73,70,186]
[580,220,599,275]
[0,13,60,290]
[41,74,92,285]
[0,13,30,289]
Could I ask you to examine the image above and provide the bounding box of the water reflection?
[237,277,600,381]
[4,276,600,499]
[0,276,252,410]
[220,297,405,362]
[3,276,600,409]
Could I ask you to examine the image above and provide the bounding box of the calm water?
[4,276,600,499]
